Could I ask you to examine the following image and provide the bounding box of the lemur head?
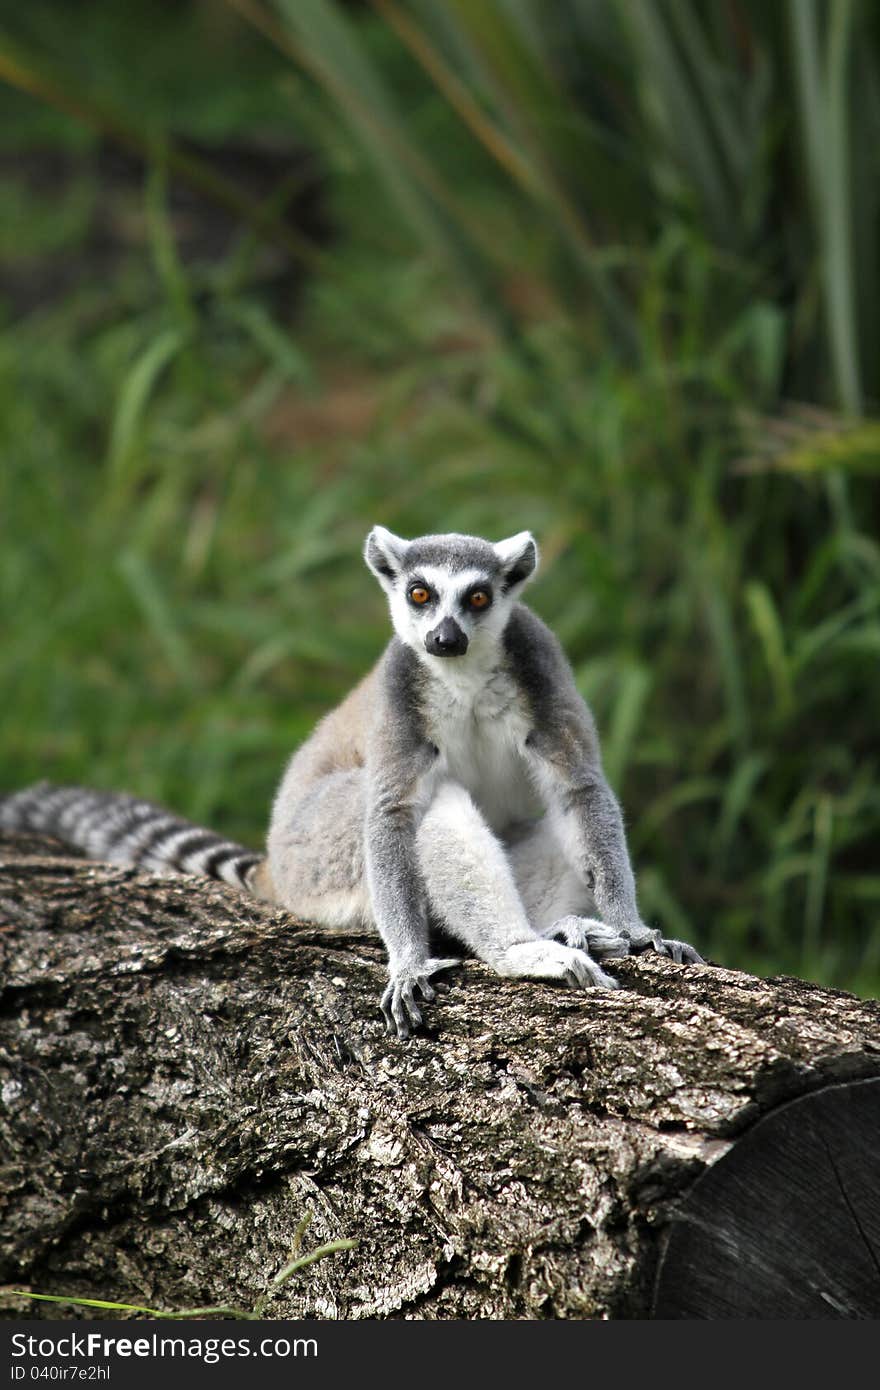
[364,527,538,663]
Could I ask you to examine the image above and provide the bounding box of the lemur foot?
[623,924,704,965]
[380,957,461,1039]
[546,916,703,965]
[545,915,629,960]
[496,939,618,990]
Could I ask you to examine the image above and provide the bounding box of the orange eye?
[469,590,490,609]
[409,586,431,605]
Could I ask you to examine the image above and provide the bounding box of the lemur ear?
[364,526,410,587]
[494,531,539,592]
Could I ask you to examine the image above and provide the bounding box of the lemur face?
[364,528,538,663]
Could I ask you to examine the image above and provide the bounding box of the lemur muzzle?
[425,616,469,657]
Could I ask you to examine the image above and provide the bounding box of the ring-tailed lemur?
[0,528,702,1036]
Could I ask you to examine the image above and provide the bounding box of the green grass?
[2,1210,356,1318]
[1,0,878,997]
[2,246,878,995]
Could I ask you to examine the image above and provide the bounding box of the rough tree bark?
[1,832,879,1320]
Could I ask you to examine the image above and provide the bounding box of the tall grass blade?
[603,662,652,791]
[788,0,862,413]
[615,0,734,241]
[117,551,196,689]
[108,328,188,478]
[823,0,861,414]
[744,581,793,716]
[804,794,834,966]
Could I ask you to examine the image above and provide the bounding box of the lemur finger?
[419,958,460,997]
[573,953,618,989]
[588,962,620,989]
[392,996,412,1040]
[566,955,595,988]
[550,916,628,960]
[582,923,629,959]
[380,984,398,1036]
[628,927,669,956]
[428,957,462,975]
[661,938,704,965]
[400,981,423,1029]
[564,954,618,989]
[380,982,415,1038]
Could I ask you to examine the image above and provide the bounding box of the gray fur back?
[0,781,261,892]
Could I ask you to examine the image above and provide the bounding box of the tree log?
[1,832,879,1320]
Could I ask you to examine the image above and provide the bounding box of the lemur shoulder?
[1,527,702,1036]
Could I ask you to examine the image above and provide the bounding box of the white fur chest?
[420,665,542,832]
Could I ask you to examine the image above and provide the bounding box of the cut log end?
[654,1077,880,1319]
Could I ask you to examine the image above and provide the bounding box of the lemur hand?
[620,922,703,964]
[546,915,702,964]
[380,957,461,1039]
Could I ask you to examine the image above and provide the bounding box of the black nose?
[425,616,469,657]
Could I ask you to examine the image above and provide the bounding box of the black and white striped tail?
[0,782,263,893]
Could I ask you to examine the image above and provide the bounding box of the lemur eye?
[409,586,431,606]
[469,590,491,609]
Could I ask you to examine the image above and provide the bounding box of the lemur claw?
[380,957,461,1038]
[658,937,704,964]
[551,919,703,965]
[625,925,704,964]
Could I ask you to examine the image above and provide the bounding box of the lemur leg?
[508,817,629,961]
[266,769,374,928]
[416,781,616,989]
[268,773,617,987]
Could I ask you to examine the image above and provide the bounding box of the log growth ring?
[653,1077,880,1318]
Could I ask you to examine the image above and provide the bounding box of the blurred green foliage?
[1,0,879,994]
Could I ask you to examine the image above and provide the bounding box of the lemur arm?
[509,607,701,964]
[530,739,647,935]
[364,645,459,1036]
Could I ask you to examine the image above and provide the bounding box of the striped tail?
[0,781,263,893]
